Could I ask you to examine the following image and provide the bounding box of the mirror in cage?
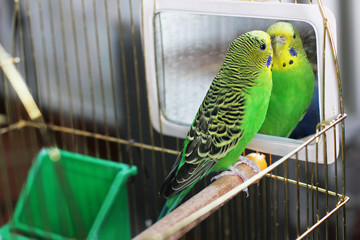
[141,0,339,163]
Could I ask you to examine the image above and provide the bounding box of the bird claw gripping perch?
[236,155,261,173]
[211,156,261,197]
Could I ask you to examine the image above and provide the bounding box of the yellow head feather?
[267,22,306,70]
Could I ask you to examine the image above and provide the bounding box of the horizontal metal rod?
[296,196,349,240]
[0,120,180,156]
[0,120,27,135]
[265,173,345,198]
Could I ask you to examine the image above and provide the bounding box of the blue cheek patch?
[290,47,298,57]
[266,55,272,68]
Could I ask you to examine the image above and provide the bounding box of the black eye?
[259,44,266,51]
[293,33,296,39]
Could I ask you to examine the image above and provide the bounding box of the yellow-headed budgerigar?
[259,22,314,137]
[158,30,273,220]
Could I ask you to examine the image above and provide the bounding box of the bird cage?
[0,0,347,239]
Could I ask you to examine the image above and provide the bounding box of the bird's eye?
[259,44,266,51]
[293,33,296,39]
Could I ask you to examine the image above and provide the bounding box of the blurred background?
[0,0,359,239]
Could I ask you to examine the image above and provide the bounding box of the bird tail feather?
[157,187,191,221]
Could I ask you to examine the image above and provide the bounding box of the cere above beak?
[271,35,286,58]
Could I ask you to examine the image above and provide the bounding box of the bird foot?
[211,156,261,197]
[211,166,250,197]
[235,155,261,174]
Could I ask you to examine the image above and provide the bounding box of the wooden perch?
[134,153,267,240]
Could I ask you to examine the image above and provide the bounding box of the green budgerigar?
[259,22,315,137]
[158,30,273,220]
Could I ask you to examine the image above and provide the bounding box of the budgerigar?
[158,30,273,220]
[259,22,314,137]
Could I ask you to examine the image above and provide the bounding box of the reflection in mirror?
[155,12,319,140]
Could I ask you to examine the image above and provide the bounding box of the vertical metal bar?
[316,0,344,115]
[218,207,223,240]
[141,0,163,218]
[47,0,65,147]
[194,215,202,239]
[128,0,145,151]
[116,0,133,165]
[296,153,300,238]
[80,0,98,158]
[58,0,77,151]
[256,182,261,240]
[24,0,40,105]
[2,74,24,209]
[240,151,246,239]
[0,143,12,223]
[237,195,243,239]
[305,146,310,235]
[243,194,248,239]
[311,162,315,240]
[11,3,36,215]
[17,9,42,231]
[37,0,53,123]
[263,174,267,239]
[116,0,139,233]
[104,0,123,161]
[312,2,348,233]
[0,76,13,221]
[315,138,319,240]
[176,138,181,152]
[250,186,255,239]
[321,16,329,240]
[227,193,232,240]
[81,0,98,155]
[341,119,346,240]
[232,192,237,239]
[14,0,28,83]
[128,0,151,221]
[128,0,152,229]
[233,196,237,240]
[333,126,338,240]
[324,142,329,240]
[223,191,230,239]
[149,137,158,216]
[92,0,110,158]
[274,165,279,240]
[153,13,168,178]
[284,159,289,240]
[11,0,18,57]
[69,0,88,155]
[269,156,274,240]
[153,11,167,174]
[309,3,346,235]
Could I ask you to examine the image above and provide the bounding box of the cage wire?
[0,0,348,239]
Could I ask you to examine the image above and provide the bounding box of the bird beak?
[271,35,286,58]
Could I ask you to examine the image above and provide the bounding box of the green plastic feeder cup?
[0,148,137,240]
